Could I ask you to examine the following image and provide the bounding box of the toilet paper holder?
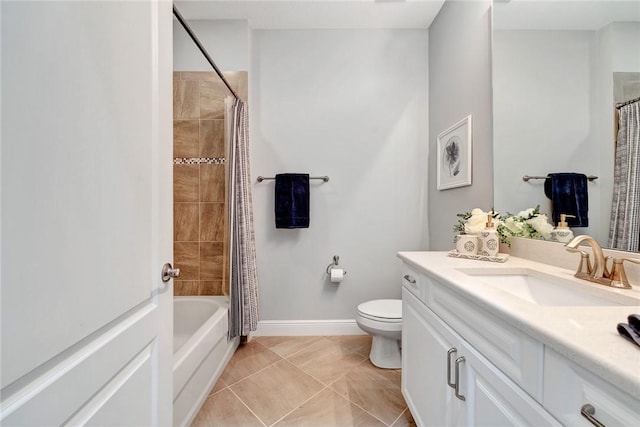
[326,255,347,276]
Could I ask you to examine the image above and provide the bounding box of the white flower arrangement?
[500,205,554,241]
[454,205,554,244]
[453,208,502,239]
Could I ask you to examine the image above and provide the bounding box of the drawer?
[543,349,640,426]
[401,264,425,303]
[426,277,544,402]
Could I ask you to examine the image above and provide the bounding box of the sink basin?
[457,268,639,307]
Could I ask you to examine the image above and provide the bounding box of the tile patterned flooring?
[192,336,416,427]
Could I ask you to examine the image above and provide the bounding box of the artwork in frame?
[437,115,472,190]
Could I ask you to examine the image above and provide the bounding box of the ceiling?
[173,0,446,29]
[493,0,640,31]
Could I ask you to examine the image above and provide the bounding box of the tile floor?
[191,335,416,427]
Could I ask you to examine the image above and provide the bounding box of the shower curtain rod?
[616,96,640,109]
[173,4,240,100]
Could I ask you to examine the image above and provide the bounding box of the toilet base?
[369,335,401,369]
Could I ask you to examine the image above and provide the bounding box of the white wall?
[493,30,602,241]
[250,29,429,320]
[610,22,640,72]
[173,19,248,70]
[428,1,493,250]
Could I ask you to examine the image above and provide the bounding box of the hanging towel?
[275,173,310,229]
[544,173,589,227]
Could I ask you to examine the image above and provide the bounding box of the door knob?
[161,263,180,282]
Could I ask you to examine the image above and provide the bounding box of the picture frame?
[437,115,472,190]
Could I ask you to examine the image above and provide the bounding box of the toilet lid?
[357,299,402,320]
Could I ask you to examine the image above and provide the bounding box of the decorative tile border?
[173,157,226,165]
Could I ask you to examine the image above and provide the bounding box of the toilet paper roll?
[330,268,344,283]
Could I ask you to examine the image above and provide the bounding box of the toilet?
[355,299,402,369]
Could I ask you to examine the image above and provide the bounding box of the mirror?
[492,0,640,251]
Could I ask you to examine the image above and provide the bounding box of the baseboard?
[254,319,365,336]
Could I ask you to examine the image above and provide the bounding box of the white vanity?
[399,251,640,426]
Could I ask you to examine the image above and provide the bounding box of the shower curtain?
[226,97,259,338]
[609,100,640,252]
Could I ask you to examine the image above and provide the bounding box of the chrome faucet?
[565,235,633,289]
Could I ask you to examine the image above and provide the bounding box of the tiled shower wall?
[172,71,247,296]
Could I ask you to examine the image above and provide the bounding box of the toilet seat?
[357,299,402,323]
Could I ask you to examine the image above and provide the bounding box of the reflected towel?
[275,173,310,229]
[544,173,589,227]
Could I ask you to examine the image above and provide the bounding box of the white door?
[402,289,459,427]
[1,1,173,425]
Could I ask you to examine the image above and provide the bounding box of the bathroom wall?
[428,0,493,250]
[173,71,225,296]
[250,29,429,320]
[172,19,249,296]
[173,19,249,71]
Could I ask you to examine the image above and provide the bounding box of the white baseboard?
[255,319,365,336]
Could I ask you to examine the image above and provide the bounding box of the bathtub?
[173,296,240,427]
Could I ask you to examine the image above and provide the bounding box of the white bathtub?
[173,296,240,427]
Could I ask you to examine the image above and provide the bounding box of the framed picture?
[437,115,472,190]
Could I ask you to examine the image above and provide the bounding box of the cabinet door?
[459,342,561,427]
[402,289,460,427]
[543,349,640,426]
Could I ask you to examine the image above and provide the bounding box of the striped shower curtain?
[609,100,640,252]
[226,97,259,338]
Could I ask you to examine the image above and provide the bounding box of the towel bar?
[257,175,329,183]
[522,175,598,182]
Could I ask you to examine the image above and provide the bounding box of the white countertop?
[397,251,640,398]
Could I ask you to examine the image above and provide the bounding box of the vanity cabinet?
[401,258,640,427]
[403,289,559,426]
[543,349,640,426]
[402,288,459,426]
[402,272,561,426]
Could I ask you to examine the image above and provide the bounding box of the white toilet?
[355,299,402,369]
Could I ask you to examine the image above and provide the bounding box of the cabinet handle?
[454,356,466,401]
[403,274,416,284]
[446,348,457,389]
[581,404,606,427]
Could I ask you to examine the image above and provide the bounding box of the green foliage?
[453,211,472,235]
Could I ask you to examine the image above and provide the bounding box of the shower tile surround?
[173,71,247,296]
[192,336,416,427]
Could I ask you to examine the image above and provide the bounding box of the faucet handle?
[603,256,612,279]
[608,258,640,289]
[567,248,593,279]
[565,247,592,277]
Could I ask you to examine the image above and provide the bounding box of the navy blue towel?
[544,173,589,227]
[275,173,310,229]
[618,315,640,348]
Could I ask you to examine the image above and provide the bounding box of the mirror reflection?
[492,0,640,252]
